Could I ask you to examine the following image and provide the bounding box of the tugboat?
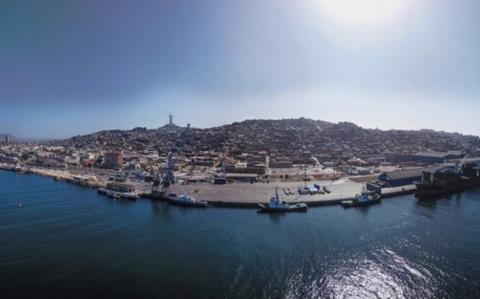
[341,186,381,208]
[258,187,308,213]
[415,159,480,199]
[167,193,208,208]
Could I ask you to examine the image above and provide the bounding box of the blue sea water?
[1,170,480,298]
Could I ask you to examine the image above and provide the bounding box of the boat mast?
[303,153,307,188]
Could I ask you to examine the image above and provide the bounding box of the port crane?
[152,122,190,194]
[457,154,480,178]
[151,149,175,192]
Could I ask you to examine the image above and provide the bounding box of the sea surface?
[1,170,480,299]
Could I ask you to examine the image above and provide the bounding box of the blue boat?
[341,189,381,208]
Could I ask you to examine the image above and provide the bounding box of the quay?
[1,163,418,208]
[145,179,417,208]
[163,179,362,207]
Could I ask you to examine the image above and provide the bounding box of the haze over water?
[1,170,480,298]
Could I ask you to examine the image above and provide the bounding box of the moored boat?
[258,187,308,213]
[341,190,381,208]
[415,160,480,199]
[97,188,139,200]
[167,193,208,208]
[14,163,31,174]
[258,202,308,213]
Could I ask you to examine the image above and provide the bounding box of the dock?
[2,163,417,208]
[164,179,364,207]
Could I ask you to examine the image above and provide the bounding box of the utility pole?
[303,152,307,188]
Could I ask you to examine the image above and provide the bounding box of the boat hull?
[168,199,208,208]
[257,203,307,213]
[415,178,480,199]
[98,188,138,200]
[341,197,381,208]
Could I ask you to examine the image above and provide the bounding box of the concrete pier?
[1,163,417,208]
[167,179,365,207]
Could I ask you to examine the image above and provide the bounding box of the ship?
[167,193,208,208]
[415,160,480,199]
[14,163,31,174]
[341,190,381,208]
[97,188,139,200]
[97,181,139,200]
[258,187,308,213]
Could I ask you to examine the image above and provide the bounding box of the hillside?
[52,118,480,158]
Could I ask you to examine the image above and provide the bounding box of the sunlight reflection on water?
[281,247,439,299]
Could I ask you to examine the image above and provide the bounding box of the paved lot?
[169,179,364,205]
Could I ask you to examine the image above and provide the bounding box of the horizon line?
[3,117,479,141]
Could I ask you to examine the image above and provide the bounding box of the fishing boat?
[167,193,208,208]
[341,189,381,208]
[258,187,307,213]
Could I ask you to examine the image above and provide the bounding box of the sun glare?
[318,0,408,25]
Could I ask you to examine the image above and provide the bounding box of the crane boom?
[457,154,469,172]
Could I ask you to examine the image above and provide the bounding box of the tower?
[168,113,174,126]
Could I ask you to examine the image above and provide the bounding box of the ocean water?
[1,170,480,298]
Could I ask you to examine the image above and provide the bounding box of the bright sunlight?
[318,0,409,25]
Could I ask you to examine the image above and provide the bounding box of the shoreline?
[0,165,416,208]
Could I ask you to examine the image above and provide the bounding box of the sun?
[318,0,408,25]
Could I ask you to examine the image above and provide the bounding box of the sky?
[1,0,479,138]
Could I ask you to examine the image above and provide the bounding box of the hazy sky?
[1,0,479,138]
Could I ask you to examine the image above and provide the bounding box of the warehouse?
[413,151,464,164]
[378,168,425,187]
[225,173,258,183]
[213,176,227,185]
[386,151,464,164]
